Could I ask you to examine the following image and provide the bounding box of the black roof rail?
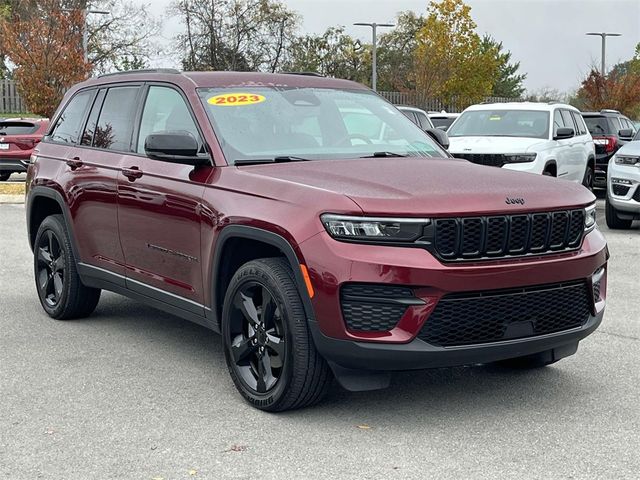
[97,68,181,78]
[280,71,325,77]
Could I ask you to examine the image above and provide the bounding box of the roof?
[463,102,579,112]
[77,70,368,91]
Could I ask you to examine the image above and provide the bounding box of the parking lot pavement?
[1,202,638,480]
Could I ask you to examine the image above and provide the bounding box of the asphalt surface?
[1,200,639,479]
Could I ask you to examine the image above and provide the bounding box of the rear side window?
[400,110,416,124]
[93,86,141,151]
[49,91,93,144]
[81,89,106,146]
[0,121,37,135]
[572,112,588,136]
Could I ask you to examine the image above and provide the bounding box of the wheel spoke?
[37,247,51,265]
[266,332,285,357]
[37,268,49,292]
[235,292,260,326]
[256,350,275,394]
[231,335,256,364]
[52,273,63,300]
[52,255,65,273]
[260,287,276,327]
[47,230,55,258]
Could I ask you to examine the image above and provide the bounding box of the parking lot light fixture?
[63,8,110,63]
[585,32,622,76]
[354,22,394,91]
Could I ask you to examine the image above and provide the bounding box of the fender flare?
[27,186,81,259]
[543,159,557,175]
[210,225,316,330]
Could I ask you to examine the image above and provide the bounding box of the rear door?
[117,84,213,312]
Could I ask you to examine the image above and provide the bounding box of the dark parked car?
[582,110,636,188]
[0,118,49,181]
[26,70,607,411]
[428,111,459,131]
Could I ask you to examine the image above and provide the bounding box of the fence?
[378,91,520,113]
[0,79,26,114]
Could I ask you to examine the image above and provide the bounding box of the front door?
[117,85,213,313]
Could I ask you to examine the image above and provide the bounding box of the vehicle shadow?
[85,293,589,424]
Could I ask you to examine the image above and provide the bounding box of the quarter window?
[49,91,93,144]
[93,86,140,151]
[81,89,106,146]
[137,86,200,154]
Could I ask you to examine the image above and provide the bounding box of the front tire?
[0,172,10,181]
[33,215,101,319]
[221,258,331,411]
[605,196,633,229]
[582,165,594,190]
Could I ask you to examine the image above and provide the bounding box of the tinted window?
[49,91,93,144]
[415,112,432,130]
[560,110,576,132]
[449,110,550,139]
[94,86,140,151]
[583,116,610,135]
[609,116,622,131]
[137,86,200,154]
[81,89,106,146]
[0,121,38,135]
[431,117,456,129]
[571,112,587,136]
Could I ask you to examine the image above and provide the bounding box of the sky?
[147,0,640,95]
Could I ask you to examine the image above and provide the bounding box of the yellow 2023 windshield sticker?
[207,93,266,106]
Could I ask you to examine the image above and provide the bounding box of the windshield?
[197,87,446,164]
[448,110,550,139]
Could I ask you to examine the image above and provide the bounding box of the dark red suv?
[26,70,608,411]
[0,117,49,181]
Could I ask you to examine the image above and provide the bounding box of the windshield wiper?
[359,151,408,158]
[234,156,311,166]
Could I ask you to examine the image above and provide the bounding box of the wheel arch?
[543,160,557,176]
[210,225,316,331]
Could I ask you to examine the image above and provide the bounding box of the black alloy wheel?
[36,229,65,308]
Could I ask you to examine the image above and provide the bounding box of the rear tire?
[221,258,332,411]
[605,196,633,229]
[33,215,101,319]
[0,172,10,181]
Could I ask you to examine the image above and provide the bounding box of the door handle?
[66,156,83,170]
[122,166,143,181]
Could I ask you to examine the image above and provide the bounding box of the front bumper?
[607,161,640,215]
[299,228,607,369]
[309,310,603,371]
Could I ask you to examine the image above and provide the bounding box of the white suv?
[606,130,640,229]
[447,102,595,187]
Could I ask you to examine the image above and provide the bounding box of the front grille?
[455,153,505,167]
[433,209,585,261]
[418,281,591,347]
[340,283,414,332]
[612,184,630,196]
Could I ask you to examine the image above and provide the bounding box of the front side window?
[93,86,140,151]
[448,109,550,139]
[137,86,201,154]
[560,110,576,132]
[49,90,93,144]
[197,87,446,164]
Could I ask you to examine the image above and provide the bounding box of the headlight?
[584,203,597,231]
[320,214,429,242]
[503,153,537,163]
[614,155,640,165]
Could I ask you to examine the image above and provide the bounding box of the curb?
[0,195,25,204]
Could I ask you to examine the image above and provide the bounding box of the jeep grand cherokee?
[26,70,608,411]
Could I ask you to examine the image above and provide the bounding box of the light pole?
[63,8,110,63]
[354,22,394,91]
[586,32,622,76]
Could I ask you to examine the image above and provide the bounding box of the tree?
[414,0,498,103]
[171,0,300,72]
[0,2,90,117]
[283,27,370,84]
[376,11,425,91]
[86,0,161,74]
[480,35,526,98]
[573,68,640,118]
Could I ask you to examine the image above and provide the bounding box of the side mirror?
[145,132,210,166]
[618,129,634,139]
[425,128,449,150]
[554,127,574,140]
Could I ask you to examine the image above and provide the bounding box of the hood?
[615,139,640,157]
[448,136,547,154]
[237,157,595,216]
